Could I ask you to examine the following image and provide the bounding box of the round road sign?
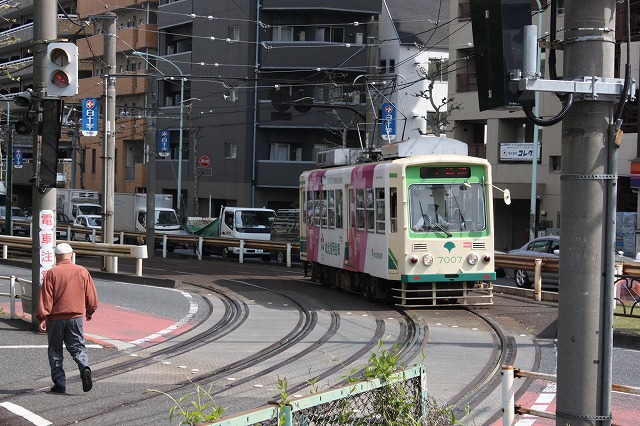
[198,154,212,168]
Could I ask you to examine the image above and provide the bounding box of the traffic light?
[46,42,78,97]
[37,98,63,188]
[469,0,534,111]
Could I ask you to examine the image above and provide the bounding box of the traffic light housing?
[46,42,78,97]
[469,0,534,111]
[37,98,63,188]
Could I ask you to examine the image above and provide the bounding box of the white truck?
[186,206,276,260]
[56,189,102,219]
[114,193,186,250]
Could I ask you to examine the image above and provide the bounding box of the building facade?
[448,0,639,251]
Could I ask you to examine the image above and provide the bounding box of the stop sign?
[198,154,211,168]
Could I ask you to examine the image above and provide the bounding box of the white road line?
[0,344,102,349]
[0,401,52,426]
[128,291,198,345]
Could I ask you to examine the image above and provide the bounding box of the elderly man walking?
[37,243,98,393]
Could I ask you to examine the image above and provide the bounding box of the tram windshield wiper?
[431,221,452,238]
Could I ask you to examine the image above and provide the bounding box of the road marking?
[0,344,102,349]
[128,291,198,345]
[0,401,52,426]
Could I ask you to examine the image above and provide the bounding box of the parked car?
[73,214,103,242]
[0,206,31,236]
[507,236,560,288]
[507,235,636,288]
[56,211,74,239]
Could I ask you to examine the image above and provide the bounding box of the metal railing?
[501,365,640,424]
[0,274,30,319]
[0,236,148,276]
[205,365,427,426]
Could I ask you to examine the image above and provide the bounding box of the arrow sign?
[157,130,170,157]
[81,98,98,136]
[381,103,396,141]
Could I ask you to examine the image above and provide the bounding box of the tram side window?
[313,190,321,227]
[348,188,354,228]
[335,189,343,228]
[366,188,375,232]
[356,189,365,230]
[321,190,328,228]
[306,191,313,226]
[328,190,336,228]
[390,187,397,233]
[375,187,385,233]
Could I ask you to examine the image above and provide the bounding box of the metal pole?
[102,13,116,272]
[30,0,58,331]
[145,76,157,259]
[529,4,543,241]
[1,93,12,236]
[556,0,615,424]
[132,51,184,218]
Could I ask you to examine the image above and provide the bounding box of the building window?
[550,156,561,172]
[91,149,96,173]
[164,23,192,54]
[224,142,237,159]
[388,59,395,74]
[379,59,386,73]
[269,143,301,161]
[557,0,565,15]
[272,26,293,41]
[428,59,449,82]
[228,25,240,41]
[316,26,344,42]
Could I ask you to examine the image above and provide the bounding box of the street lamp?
[132,51,185,218]
[0,93,12,235]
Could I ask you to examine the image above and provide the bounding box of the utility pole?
[557,0,617,423]
[30,0,57,330]
[145,78,157,259]
[102,13,116,271]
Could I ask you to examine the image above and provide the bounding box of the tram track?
[0,257,539,425]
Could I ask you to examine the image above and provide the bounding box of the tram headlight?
[466,253,479,265]
[422,253,434,266]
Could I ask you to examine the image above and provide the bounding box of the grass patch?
[614,305,640,336]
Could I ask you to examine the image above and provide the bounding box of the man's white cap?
[54,243,73,255]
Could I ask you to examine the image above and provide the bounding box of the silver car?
[508,236,560,288]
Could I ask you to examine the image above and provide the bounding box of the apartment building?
[73,0,158,194]
[448,0,639,251]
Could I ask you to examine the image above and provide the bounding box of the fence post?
[2,244,6,259]
[239,240,244,263]
[534,259,542,301]
[120,231,125,244]
[10,275,16,319]
[502,365,515,425]
[287,243,292,268]
[162,234,168,258]
[197,237,203,261]
[283,405,292,426]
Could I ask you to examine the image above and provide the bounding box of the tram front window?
[409,182,486,233]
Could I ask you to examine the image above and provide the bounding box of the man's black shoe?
[81,367,92,392]
[50,385,66,393]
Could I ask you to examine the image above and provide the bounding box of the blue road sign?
[81,98,98,136]
[13,147,23,168]
[158,130,170,157]
[381,103,396,141]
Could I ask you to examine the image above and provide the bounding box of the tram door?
[345,185,355,266]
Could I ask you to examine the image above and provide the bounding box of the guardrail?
[0,274,31,319]
[502,365,640,424]
[0,235,148,276]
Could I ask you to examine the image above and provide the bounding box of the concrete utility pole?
[145,78,156,259]
[102,13,116,271]
[557,0,617,423]
[30,0,58,330]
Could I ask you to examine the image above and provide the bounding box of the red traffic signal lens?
[51,71,70,88]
